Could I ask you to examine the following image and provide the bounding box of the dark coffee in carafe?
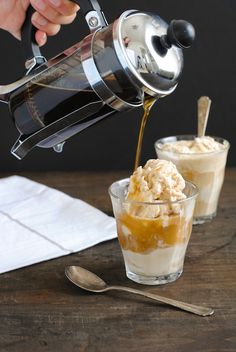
[10,49,106,142]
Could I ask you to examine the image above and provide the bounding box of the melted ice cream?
[160,136,225,154]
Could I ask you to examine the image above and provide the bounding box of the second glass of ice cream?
[155,135,230,224]
[109,160,198,285]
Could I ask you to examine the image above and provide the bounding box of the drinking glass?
[109,178,198,285]
[155,135,230,224]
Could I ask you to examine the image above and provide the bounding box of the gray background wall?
[0,0,235,171]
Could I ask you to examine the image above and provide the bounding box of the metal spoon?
[197,96,212,137]
[65,266,214,317]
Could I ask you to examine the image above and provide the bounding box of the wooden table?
[0,170,235,352]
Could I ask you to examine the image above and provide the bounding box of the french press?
[0,0,195,159]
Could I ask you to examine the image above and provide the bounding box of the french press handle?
[21,0,108,69]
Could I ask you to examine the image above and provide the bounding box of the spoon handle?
[108,285,214,316]
[198,96,212,137]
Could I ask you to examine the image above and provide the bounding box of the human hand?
[0,0,79,46]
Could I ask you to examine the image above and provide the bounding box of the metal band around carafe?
[81,33,137,111]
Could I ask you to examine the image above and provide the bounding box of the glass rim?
[108,178,199,206]
[155,134,230,156]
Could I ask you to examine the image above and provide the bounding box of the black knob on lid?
[160,20,195,49]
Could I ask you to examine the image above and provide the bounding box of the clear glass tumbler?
[155,135,230,224]
[109,178,198,285]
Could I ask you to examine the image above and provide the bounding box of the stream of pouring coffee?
[134,96,157,170]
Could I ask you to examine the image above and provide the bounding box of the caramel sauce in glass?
[117,212,192,254]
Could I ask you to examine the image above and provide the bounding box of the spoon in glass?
[198,96,212,137]
[65,265,214,317]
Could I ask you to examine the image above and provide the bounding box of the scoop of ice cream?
[126,159,186,218]
[160,136,225,154]
[128,159,186,202]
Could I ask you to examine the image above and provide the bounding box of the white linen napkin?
[0,175,117,274]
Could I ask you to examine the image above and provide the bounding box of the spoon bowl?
[65,265,214,317]
[65,265,107,292]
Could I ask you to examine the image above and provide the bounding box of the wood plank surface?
[0,169,235,352]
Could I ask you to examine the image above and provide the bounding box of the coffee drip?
[134,97,157,170]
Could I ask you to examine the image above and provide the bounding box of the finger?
[30,0,79,17]
[32,12,61,36]
[30,0,78,24]
[35,30,47,46]
[46,0,80,16]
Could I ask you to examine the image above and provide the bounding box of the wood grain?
[0,170,235,352]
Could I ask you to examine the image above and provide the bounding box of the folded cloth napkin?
[0,175,117,274]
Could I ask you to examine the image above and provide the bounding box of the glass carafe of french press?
[0,0,195,159]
